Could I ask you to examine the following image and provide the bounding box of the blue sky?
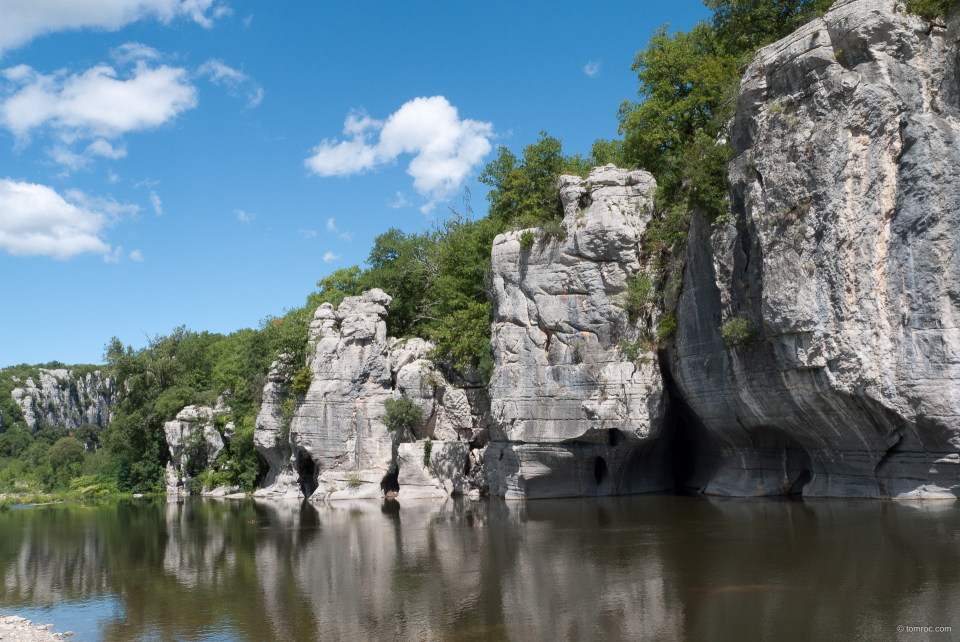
[0,0,709,367]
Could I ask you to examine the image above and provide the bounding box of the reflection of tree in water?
[0,498,959,641]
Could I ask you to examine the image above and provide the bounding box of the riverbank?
[0,615,72,640]
[0,490,154,509]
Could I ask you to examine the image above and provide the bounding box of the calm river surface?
[0,496,958,641]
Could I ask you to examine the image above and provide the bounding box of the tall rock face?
[254,289,486,499]
[483,165,672,499]
[668,0,960,498]
[10,369,113,431]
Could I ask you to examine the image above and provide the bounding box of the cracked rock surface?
[483,165,672,499]
[668,0,960,498]
[254,290,485,500]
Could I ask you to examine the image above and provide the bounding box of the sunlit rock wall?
[668,0,960,498]
[484,165,672,499]
[254,289,485,499]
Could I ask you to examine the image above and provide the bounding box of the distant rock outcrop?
[10,368,113,432]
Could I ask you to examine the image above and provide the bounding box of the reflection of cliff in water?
[0,497,959,641]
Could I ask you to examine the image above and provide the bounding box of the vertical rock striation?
[667,0,960,498]
[10,369,113,432]
[483,165,672,499]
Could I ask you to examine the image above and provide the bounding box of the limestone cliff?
[483,165,672,499]
[254,289,487,500]
[665,0,960,498]
[481,0,960,500]
[9,368,113,431]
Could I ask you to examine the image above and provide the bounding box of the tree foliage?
[618,0,833,266]
[382,398,423,433]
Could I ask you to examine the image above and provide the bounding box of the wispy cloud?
[107,170,120,183]
[48,139,127,170]
[325,217,353,241]
[390,191,409,208]
[298,229,316,239]
[236,209,255,223]
[243,15,253,27]
[197,59,263,108]
[323,251,340,263]
[583,60,601,78]
[149,191,162,215]
[0,0,231,58]
[129,249,144,261]
[103,245,123,263]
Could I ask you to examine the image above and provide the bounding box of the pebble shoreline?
[0,615,73,640]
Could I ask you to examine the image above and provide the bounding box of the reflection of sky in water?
[0,497,958,641]
[1,596,121,642]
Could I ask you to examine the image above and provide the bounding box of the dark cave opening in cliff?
[380,464,400,494]
[658,359,719,494]
[784,441,813,496]
[297,453,317,497]
[594,457,608,485]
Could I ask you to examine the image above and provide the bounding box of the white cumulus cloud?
[323,251,339,262]
[305,96,493,211]
[0,60,199,144]
[0,178,137,259]
[235,209,254,222]
[583,60,601,77]
[197,59,262,108]
[129,249,144,261]
[0,0,231,57]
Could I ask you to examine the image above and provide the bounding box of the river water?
[0,496,958,641]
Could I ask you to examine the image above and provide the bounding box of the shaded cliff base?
[481,361,960,501]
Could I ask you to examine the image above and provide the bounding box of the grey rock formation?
[10,368,113,432]
[254,289,487,500]
[483,165,673,499]
[396,441,471,499]
[667,0,960,498]
[164,404,227,495]
[252,361,301,497]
